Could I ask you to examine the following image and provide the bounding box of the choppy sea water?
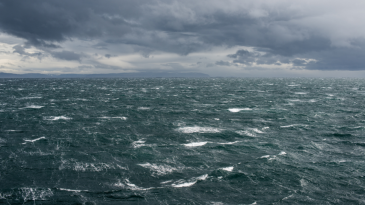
[0,78,365,204]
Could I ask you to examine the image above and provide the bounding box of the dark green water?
[0,78,365,204]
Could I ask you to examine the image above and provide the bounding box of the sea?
[0,78,364,204]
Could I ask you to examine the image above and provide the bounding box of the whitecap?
[171,174,208,188]
[278,151,287,155]
[228,108,252,112]
[282,194,295,201]
[260,155,270,158]
[132,139,146,148]
[24,105,44,109]
[138,163,177,176]
[300,179,307,187]
[171,181,196,188]
[294,92,307,95]
[22,137,46,144]
[183,142,208,147]
[287,99,301,102]
[211,202,224,205]
[58,188,88,193]
[114,179,154,191]
[74,98,89,101]
[73,162,113,172]
[138,107,150,110]
[99,116,127,120]
[124,179,145,190]
[236,130,256,137]
[280,124,307,128]
[280,125,295,128]
[19,96,42,100]
[250,128,264,134]
[160,180,173,184]
[220,166,234,172]
[177,126,221,134]
[59,160,115,172]
[218,141,240,145]
[44,116,72,121]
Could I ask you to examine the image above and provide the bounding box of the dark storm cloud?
[0,0,364,70]
[0,0,144,43]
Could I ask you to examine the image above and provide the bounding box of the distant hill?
[0,72,210,78]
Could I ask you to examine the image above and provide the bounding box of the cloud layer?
[0,0,365,74]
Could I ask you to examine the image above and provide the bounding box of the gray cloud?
[1,0,365,71]
[12,45,43,59]
[215,60,231,66]
[50,51,82,61]
[227,49,288,66]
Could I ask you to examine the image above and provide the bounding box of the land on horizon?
[0,72,210,78]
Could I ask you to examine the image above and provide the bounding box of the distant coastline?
[0,72,210,78]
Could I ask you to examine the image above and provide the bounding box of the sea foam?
[19,187,53,202]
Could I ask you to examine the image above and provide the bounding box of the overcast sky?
[1,0,365,77]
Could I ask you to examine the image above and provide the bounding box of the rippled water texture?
[0,78,365,204]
